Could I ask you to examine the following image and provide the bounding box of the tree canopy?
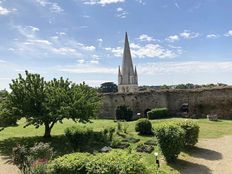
[99,82,118,93]
[5,71,101,138]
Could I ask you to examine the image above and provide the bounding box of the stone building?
[118,33,138,93]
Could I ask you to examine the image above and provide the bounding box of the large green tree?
[7,71,101,138]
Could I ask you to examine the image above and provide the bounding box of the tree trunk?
[44,122,51,138]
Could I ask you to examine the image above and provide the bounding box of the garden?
[1,71,232,173]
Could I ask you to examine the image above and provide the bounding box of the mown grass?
[0,118,231,173]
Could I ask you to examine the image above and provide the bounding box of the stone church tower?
[118,33,138,93]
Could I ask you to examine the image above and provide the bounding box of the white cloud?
[106,42,181,59]
[179,30,200,39]
[115,7,128,18]
[206,34,219,39]
[82,0,125,6]
[36,0,63,13]
[166,35,179,42]
[224,30,232,37]
[136,0,145,5]
[138,61,232,75]
[0,59,6,63]
[138,34,155,42]
[174,2,180,9]
[11,24,97,62]
[15,25,40,39]
[0,6,16,15]
[61,64,116,74]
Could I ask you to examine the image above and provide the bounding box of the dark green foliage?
[116,105,133,121]
[147,108,169,119]
[135,118,153,135]
[6,71,101,138]
[30,165,47,174]
[0,91,18,129]
[99,82,118,93]
[12,143,53,174]
[12,145,30,174]
[30,142,53,162]
[154,123,185,162]
[64,126,94,151]
[64,126,115,151]
[49,151,149,174]
[176,120,199,146]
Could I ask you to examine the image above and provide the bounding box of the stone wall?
[99,87,232,119]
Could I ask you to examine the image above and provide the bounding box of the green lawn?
[0,118,232,173]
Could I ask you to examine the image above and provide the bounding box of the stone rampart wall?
[99,87,232,119]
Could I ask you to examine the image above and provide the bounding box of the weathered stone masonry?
[99,87,232,119]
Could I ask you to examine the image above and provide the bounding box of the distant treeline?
[139,83,228,91]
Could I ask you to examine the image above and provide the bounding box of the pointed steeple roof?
[134,66,137,76]
[122,32,134,80]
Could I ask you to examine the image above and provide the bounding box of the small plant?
[123,121,129,133]
[12,145,30,174]
[135,118,153,135]
[103,127,115,141]
[30,164,47,174]
[117,121,122,132]
[110,137,122,148]
[12,143,53,174]
[154,123,185,162]
[147,108,169,119]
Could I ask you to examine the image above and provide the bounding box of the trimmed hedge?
[154,123,185,162]
[49,151,149,174]
[175,120,200,146]
[116,105,133,121]
[147,108,169,119]
[135,118,153,135]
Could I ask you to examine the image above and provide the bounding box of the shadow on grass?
[184,146,222,160]
[0,135,108,160]
[170,159,212,174]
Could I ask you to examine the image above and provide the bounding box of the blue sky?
[1,0,232,89]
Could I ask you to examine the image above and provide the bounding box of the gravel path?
[0,156,20,174]
[173,135,232,174]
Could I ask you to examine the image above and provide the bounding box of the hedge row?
[49,151,149,174]
[147,108,169,119]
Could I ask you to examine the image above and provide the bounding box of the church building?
[118,33,138,93]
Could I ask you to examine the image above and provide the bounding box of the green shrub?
[116,105,133,121]
[49,152,91,174]
[30,142,53,162]
[175,120,199,146]
[65,126,114,151]
[49,151,149,174]
[31,164,47,174]
[154,123,185,162]
[135,118,153,135]
[147,108,169,119]
[65,126,94,151]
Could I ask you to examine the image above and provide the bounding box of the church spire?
[121,32,135,84]
[118,32,138,93]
